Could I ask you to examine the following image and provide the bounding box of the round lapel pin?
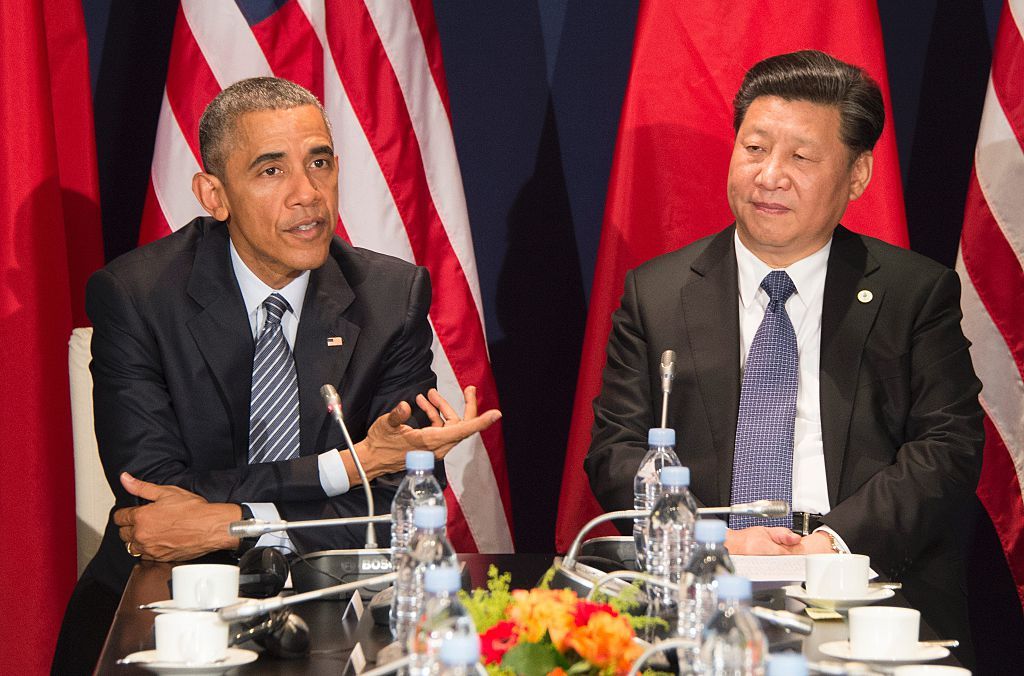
[857,289,873,304]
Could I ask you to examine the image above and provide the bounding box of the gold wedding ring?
[126,541,142,558]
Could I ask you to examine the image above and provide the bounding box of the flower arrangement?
[459,566,651,676]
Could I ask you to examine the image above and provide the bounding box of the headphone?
[232,548,311,659]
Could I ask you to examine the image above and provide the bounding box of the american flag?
[956,0,1024,613]
[137,0,513,553]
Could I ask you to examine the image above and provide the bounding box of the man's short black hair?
[733,50,884,156]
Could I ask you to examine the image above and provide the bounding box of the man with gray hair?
[53,77,499,673]
[585,51,983,662]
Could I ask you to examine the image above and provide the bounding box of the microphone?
[219,572,397,622]
[697,500,789,518]
[229,514,391,538]
[320,384,377,548]
[659,349,676,428]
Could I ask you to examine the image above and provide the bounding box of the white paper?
[731,555,878,582]
[732,555,808,582]
[343,590,365,622]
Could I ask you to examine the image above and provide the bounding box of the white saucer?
[818,640,949,664]
[118,648,257,674]
[140,599,239,613]
[783,585,894,610]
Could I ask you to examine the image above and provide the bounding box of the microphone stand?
[219,572,397,622]
[321,384,377,548]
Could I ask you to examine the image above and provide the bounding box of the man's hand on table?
[725,526,803,554]
[114,472,241,561]
[347,385,502,484]
[797,531,837,554]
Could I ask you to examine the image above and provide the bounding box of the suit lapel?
[294,250,360,454]
[820,226,882,506]
[681,228,741,507]
[185,221,254,467]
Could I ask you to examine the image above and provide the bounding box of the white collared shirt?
[229,241,350,548]
[734,233,849,551]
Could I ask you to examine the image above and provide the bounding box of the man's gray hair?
[199,77,329,178]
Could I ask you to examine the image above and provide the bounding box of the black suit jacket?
[585,225,984,646]
[84,217,438,592]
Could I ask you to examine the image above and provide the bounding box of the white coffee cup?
[171,564,239,609]
[805,553,870,598]
[848,606,920,659]
[154,611,228,664]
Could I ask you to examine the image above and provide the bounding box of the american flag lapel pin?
[327,336,344,347]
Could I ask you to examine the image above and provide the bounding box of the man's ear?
[192,172,230,221]
[848,150,873,202]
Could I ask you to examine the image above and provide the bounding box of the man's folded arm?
[818,269,984,576]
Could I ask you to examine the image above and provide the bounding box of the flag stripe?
[164,5,223,162]
[408,0,452,122]
[957,254,1024,482]
[249,0,324,98]
[183,0,273,86]
[960,173,1024,377]
[974,76,1024,263]
[976,417,1024,608]
[992,2,1024,151]
[362,0,485,323]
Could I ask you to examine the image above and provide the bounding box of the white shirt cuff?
[245,502,294,551]
[814,525,851,553]
[318,448,350,497]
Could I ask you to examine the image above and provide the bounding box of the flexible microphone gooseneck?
[218,572,397,622]
[228,514,391,538]
[659,349,676,429]
[320,384,377,548]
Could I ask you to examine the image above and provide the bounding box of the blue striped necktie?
[249,293,301,464]
[730,270,798,529]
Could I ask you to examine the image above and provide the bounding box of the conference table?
[96,554,963,674]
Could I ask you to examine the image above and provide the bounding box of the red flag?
[556,0,908,550]
[956,0,1024,614]
[0,0,104,671]
[138,0,513,552]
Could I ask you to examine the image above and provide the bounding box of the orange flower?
[547,669,568,676]
[506,588,577,649]
[566,610,643,674]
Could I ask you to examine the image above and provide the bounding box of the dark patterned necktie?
[730,270,798,528]
[249,293,300,464]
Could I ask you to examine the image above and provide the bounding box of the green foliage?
[500,640,570,676]
[458,565,512,633]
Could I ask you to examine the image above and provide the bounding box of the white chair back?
[68,327,113,577]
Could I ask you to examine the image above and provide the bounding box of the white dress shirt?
[230,242,350,549]
[734,233,849,549]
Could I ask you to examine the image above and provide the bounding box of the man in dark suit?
[585,51,983,659]
[54,77,499,673]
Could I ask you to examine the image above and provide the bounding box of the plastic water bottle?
[437,633,481,676]
[395,504,458,645]
[698,575,768,675]
[766,653,807,676]
[647,465,697,597]
[391,451,445,637]
[633,428,681,571]
[678,519,735,669]
[409,566,476,676]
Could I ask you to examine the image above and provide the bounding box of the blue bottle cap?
[413,504,447,529]
[439,634,480,666]
[406,450,435,471]
[767,652,808,676]
[715,574,751,600]
[694,519,727,543]
[647,427,676,446]
[659,465,690,487]
[424,565,462,594]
